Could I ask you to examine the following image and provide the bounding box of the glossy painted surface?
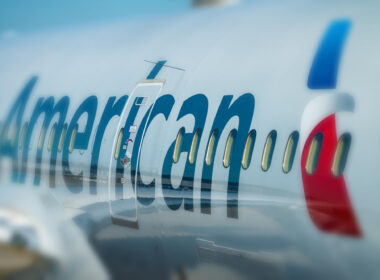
[0,1,379,279]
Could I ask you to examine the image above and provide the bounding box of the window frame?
[261,130,277,172]
[331,133,351,177]
[205,129,219,166]
[47,123,57,152]
[37,125,47,151]
[223,129,237,168]
[173,127,185,163]
[188,129,201,165]
[305,132,323,175]
[58,124,67,153]
[241,129,256,170]
[114,127,124,160]
[68,124,78,154]
[282,131,299,173]
[19,122,28,150]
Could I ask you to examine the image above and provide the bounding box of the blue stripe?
[147,60,167,79]
[308,20,352,90]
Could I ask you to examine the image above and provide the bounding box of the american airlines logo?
[302,19,361,237]
[0,19,361,237]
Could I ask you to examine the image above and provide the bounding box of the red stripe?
[301,114,361,237]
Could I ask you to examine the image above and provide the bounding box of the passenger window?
[2,126,7,145]
[8,124,17,144]
[47,124,57,152]
[261,130,277,171]
[69,124,78,154]
[135,97,148,106]
[223,129,237,168]
[331,133,351,177]
[242,130,256,169]
[282,131,299,173]
[173,127,185,163]
[305,133,323,175]
[188,129,201,165]
[205,129,218,166]
[38,126,46,151]
[114,128,124,160]
[19,122,28,150]
[58,124,67,153]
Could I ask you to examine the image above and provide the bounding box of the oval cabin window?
[261,130,277,172]
[47,123,57,152]
[242,130,256,169]
[282,131,299,173]
[69,124,78,154]
[223,129,237,168]
[19,122,28,150]
[9,124,18,145]
[114,128,124,160]
[58,124,67,153]
[205,129,218,166]
[188,129,201,165]
[173,127,185,163]
[38,126,46,151]
[331,133,351,177]
[305,132,323,175]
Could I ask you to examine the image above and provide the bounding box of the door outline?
[108,79,165,228]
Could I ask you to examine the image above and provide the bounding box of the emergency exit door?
[108,80,164,228]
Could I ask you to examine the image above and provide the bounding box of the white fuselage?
[0,1,379,279]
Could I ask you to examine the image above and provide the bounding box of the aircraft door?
[108,80,164,228]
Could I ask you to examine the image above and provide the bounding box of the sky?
[0,0,191,37]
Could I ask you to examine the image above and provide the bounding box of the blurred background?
[0,0,192,38]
